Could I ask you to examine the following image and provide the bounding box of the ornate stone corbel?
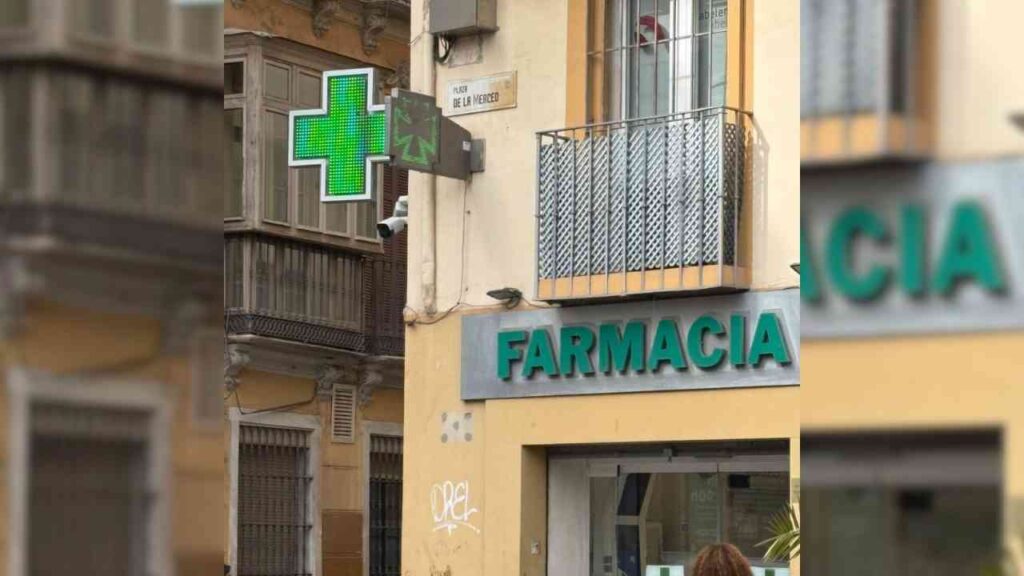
[316,364,343,399]
[311,0,343,37]
[358,360,385,407]
[224,343,251,393]
[361,3,389,55]
[382,60,411,92]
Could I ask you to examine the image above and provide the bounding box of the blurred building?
[800,0,1024,574]
[0,0,223,575]
[400,1,800,576]
[223,2,410,576]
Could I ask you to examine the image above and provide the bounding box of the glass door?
[584,455,791,576]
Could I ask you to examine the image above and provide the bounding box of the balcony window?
[0,67,31,200]
[588,0,727,123]
[224,109,244,219]
[178,1,221,59]
[71,0,116,40]
[539,0,747,300]
[263,110,290,223]
[0,0,29,28]
[224,62,244,96]
[44,68,217,222]
[133,0,169,48]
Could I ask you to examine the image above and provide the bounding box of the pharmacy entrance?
[548,440,791,576]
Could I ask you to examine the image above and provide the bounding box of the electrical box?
[429,0,498,37]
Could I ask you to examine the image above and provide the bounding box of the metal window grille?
[801,0,915,118]
[28,402,152,576]
[369,435,403,576]
[587,0,728,123]
[238,425,314,576]
[537,107,746,283]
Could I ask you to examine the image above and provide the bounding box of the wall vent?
[331,384,356,443]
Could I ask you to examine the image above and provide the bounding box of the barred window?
[369,435,403,576]
[588,0,728,123]
[237,425,314,576]
[28,402,153,576]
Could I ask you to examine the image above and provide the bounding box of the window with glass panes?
[587,0,728,123]
[224,60,245,220]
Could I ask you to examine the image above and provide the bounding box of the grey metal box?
[429,0,498,37]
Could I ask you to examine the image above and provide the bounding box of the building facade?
[0,0,223,574]
[800,0,1024,573]
[400,1,800,575]
[223,2,410,576]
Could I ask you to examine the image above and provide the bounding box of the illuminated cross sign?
[289,68,387,202]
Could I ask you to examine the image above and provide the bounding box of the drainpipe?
[416,23,438,315]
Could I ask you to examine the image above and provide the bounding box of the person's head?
[691,543,753,576]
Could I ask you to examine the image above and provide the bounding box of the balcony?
[536,107,751,301]
[800,0,932,165]
[0,64,222,276]
[225,235,405,357]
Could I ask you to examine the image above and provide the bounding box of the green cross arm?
[290,68,387,201]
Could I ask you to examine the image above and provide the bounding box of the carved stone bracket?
[311,0,343,38]
[382,60,410,92]
[358,360,385,407]
[224,343,251,393]
[361,3,389,55]
[315,364,344,399]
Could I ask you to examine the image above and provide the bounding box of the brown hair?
[691,544,753,576]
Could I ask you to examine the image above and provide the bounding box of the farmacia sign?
[496,312,790,380]
[461,291,799,400]
[801,159,1023,338]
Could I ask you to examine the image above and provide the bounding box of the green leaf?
[756,502,800,562]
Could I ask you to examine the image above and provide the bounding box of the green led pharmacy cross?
[289,68,387,202]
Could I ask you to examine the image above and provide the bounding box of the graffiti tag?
[430,480,480,535]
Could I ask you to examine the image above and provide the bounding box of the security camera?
[377,216,406,238]
[377,195,408,239]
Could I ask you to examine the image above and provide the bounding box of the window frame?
[586,0,730,123]
[64,0,221,63]
[228,408,323,576]
[5,367,172,576]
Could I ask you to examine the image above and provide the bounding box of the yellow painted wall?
[749,0,801,290]
[228,368,405,575]
[803,333,1024,540]
[0,299,224,575]
[401,310,800,576]
[934,0,1024,159]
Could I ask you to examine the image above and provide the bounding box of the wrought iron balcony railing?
[536,107,751,301]
[225,234,405,357]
